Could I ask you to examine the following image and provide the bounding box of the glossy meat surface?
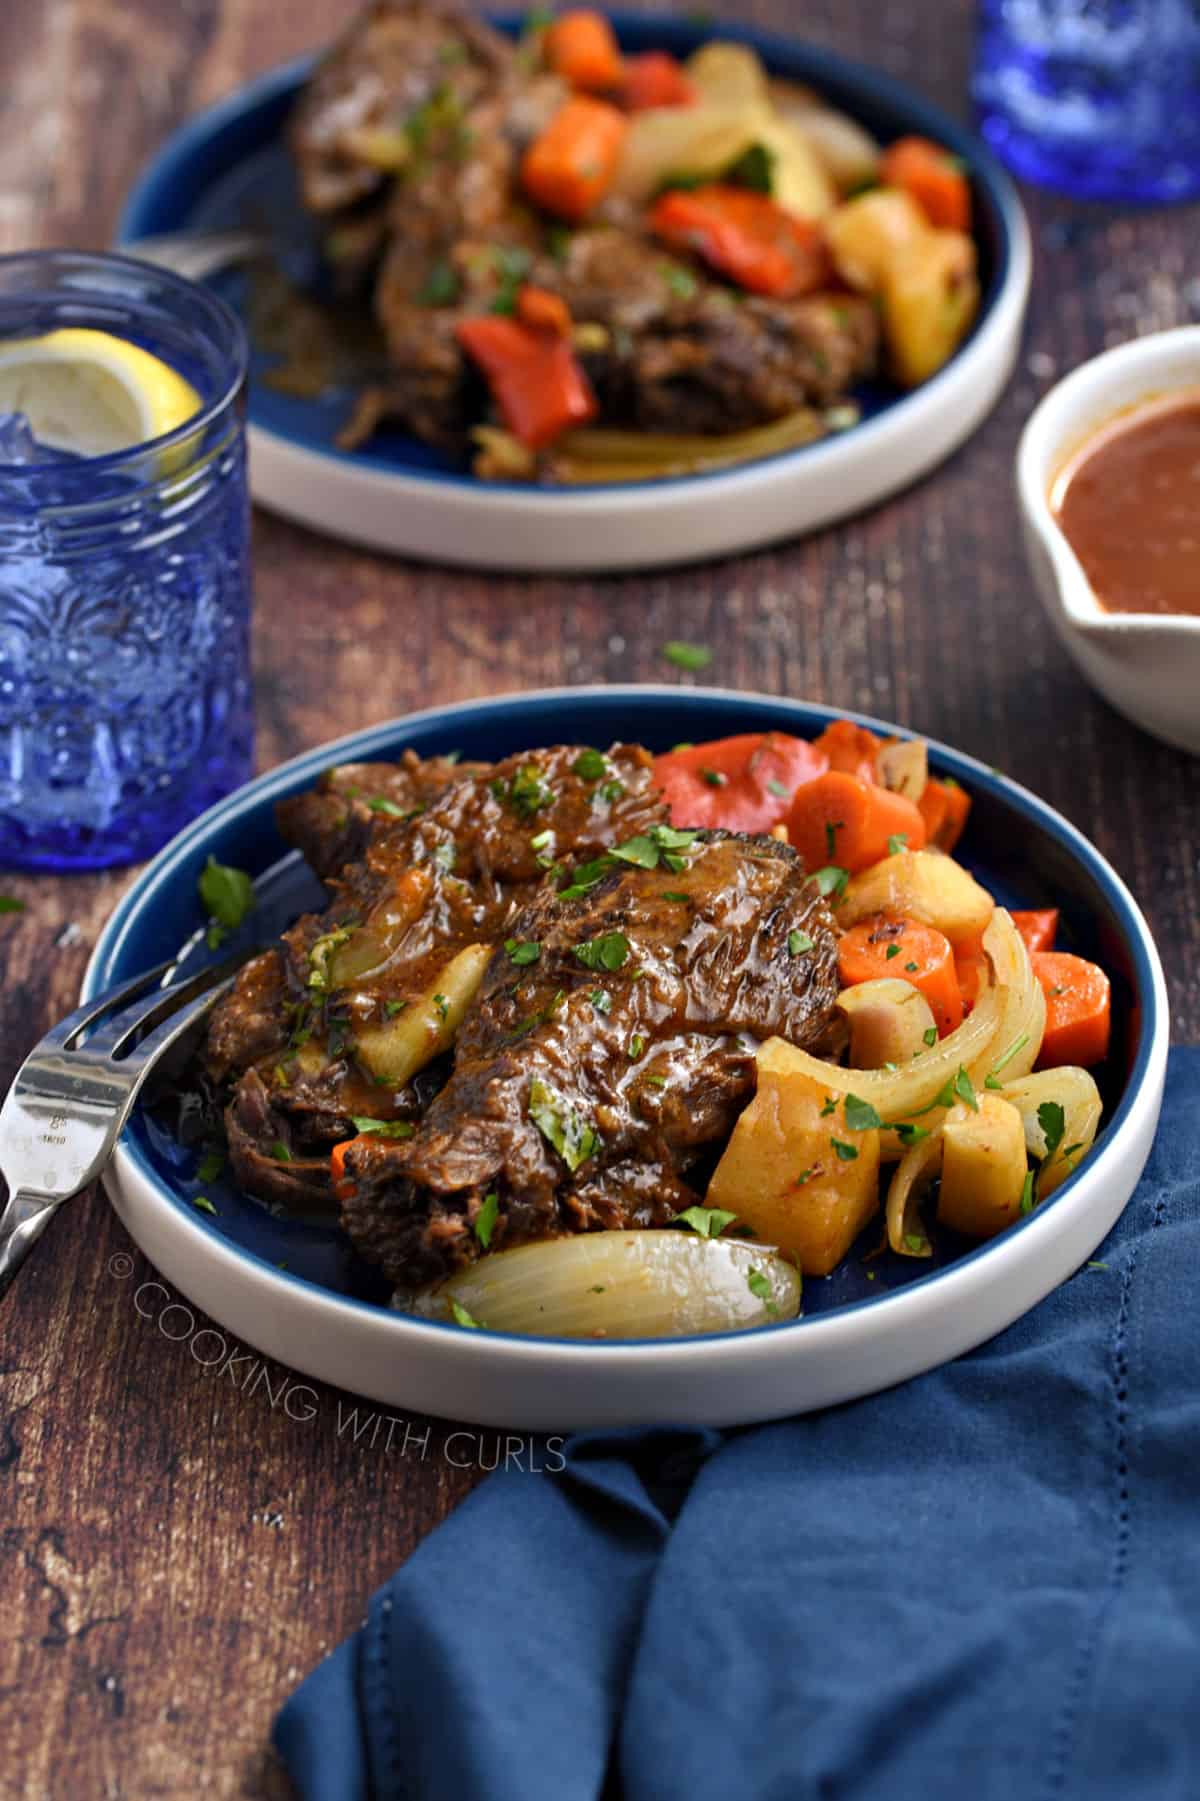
[340,830,841,1288]
[205,744,667,1207]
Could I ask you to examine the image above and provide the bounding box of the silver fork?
[120,229,269,283]
[0,955,243,1298]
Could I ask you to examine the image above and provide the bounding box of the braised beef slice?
[205,743,668,1208]
[339,831,841,1289]
[275,750,491,883]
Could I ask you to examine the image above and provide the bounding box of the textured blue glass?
[0,252,253,871]
[974,0,1200,201]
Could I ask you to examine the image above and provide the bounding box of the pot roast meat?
[339,830,842,1290]
[276,750,491,883]
[289,0,515,217]
[203,743,668,1209]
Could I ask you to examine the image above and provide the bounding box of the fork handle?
[0,1191,57,1300]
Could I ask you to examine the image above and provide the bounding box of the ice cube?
[0,411,39,465]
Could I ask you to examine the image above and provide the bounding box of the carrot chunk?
[880,135,971,231]
[545,10,624,92]
[456,316,597,448]
[839,915,964,1037]
[331,1138,363,1203]
[1032,952,1112,1068]
[517,283,573,337]
[653,731,828,833]
[918,776,971,852]
[650,185,831,298]
[622,50,696,110]
[810,718,882,781]
[1012,908,1059,955]
[521,95,628,221]
[786,770,927,876]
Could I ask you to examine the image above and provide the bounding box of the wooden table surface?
[2,1,1198,1794]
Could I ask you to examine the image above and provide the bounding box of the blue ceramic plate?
[116,14,1031,570]
[85,689,1167,1430]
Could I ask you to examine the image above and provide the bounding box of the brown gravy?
[1051,393,1200,617]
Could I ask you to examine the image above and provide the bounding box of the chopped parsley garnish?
[505,938,541,967]
[824,820,840,860]
[307,924,355,993]
[418,260,460,306]
[196,1148,224,1183]
[494,763,554,818]
[820,1096,837,1117]
[573,748,607,781]
[904,1233,929,1255]
[547,224,573,262]
[0,895,24,913]
[192,1195,218,1216]
[628,1034,646,1060]
[591,1284,606,1293]
[530,828,554,851]
[844,1094,883,1132]
[475,1190,499,1249]
[662,640,712,672]
[385,999,408,1017]
[701,767,727,787]
[895,1122,931,1148]
[1037,1100,1066,1164]
[610,834,659,868]
[350,1116,416,1139]
[600,779,625,803]
[724,141,775,193]
[662,891,689,903]
[528,1077,602,1172]
[269,1141,292,1162]
[954,1067,980,1112]
[987,1032,1031,1085]
[662,262,699,299]
[922,1027,938,1047]
[795,1167,816,1187]
[673,1204,737,1238]
[905,961,919,973]
[433,992,450,1022]
[766,778,790,798]
[831,1138,858,1161]
[198,855,255,948]
[488,244,533,315]
[885,943,901,960]
[887,833,909,855]
[644,1074,667,1088]
[432,840,457,874]
[812,865,849,899]
[746,1267,777,1315]
[590,989,612,1014]
[368,795,407,817]
[788,930,814,956]
[573,930,630,972]
[1019,1171,1036,1215]
[450,1299,481,1329]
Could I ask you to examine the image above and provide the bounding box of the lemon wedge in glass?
[0,328,201,458]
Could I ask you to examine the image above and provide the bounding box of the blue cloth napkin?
[276,1048,1200,1801]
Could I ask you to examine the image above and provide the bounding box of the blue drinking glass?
[974,0,1200,202]
[0,251,253,871]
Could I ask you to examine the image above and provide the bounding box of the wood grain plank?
[1,0,1198,1793]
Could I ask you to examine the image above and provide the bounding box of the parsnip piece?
[355,944,491,1086]
[707,1045,881,1275]
[937,1094,1029,1238]
[824,189,930,291]
[407,1231,801,1338]
[749,116,837,219]
[685,42,771,106]
[614,103,758,202]
[836,977,938,1069]
[836,851,994,947]
[883,229,980,387]
[1001,1067,1102,1200]
[786,106,880,193]
[875,737,928,801]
